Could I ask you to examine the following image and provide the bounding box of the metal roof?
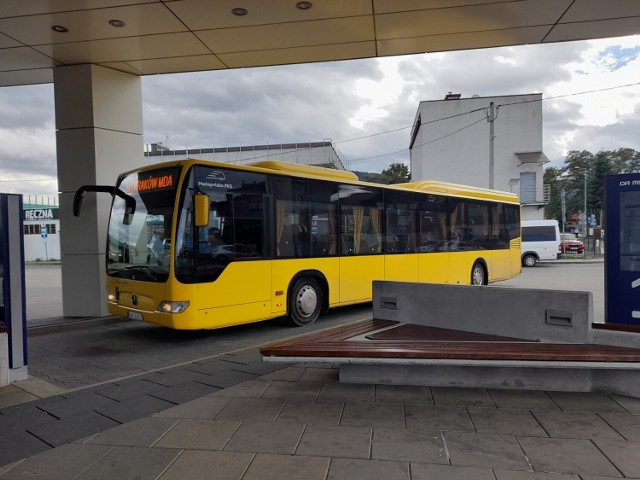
[2,0,640,87]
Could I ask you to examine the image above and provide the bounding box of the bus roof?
[248,161,518,204]
[248,160,359,182]
[126,159,519,204]
[394,180,520,204]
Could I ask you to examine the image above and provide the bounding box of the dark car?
[559,233,584,254]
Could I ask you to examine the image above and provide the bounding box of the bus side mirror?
[194,194,209,227]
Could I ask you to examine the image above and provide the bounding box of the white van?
[521,219,561,267]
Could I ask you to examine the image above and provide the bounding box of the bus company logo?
[207,171,226,182]
[620,180,640,187]
[198,171,232,189]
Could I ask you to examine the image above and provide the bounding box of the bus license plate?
[128,311,143,321]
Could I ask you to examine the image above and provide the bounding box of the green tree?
[554,148,640,227]
[354,171,387,183]
[588,151,611,224]
[380,163,410,184]
[610,148,640,174]
[559,150,594,220]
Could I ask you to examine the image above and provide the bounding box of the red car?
[559,233,584,254]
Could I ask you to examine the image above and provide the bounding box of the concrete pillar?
[54,64,144,317]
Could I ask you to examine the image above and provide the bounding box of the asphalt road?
[23,261,606,390]
[501,261,605,322]
[25,261,605,321]
[24,263,63,321]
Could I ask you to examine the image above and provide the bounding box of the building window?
[520,172,536,203]
[23,223,56,235]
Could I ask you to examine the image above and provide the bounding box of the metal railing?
[517,184,550,205]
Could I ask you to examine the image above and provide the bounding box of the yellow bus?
[74,159,521,330]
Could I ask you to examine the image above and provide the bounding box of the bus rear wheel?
[288,277,322,326]
[471,262,486,286]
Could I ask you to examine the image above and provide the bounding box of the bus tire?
[522,254,537,267]
[471,261,486,286]
[288,277,322,326]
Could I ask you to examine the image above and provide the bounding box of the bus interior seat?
[278,225,296,257]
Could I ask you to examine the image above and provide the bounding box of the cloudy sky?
[1,34,639,198]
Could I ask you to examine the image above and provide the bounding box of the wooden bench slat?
[261,320,640,363]
[263,341,640,362]
[592,323,640,333]
[366,324,532,342]
[261,319,396,350]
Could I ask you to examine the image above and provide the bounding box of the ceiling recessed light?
[51,25,68,33]
[108,19,126,27]
[296,2,312,9]
[231,7,248,16]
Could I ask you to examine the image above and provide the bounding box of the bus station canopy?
[2,0,640,87]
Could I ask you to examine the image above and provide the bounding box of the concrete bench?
[261,281,640,397]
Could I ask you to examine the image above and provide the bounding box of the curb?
[27,316,130,336]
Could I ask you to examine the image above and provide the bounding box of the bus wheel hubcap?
[296,285,317,317]
[473,267,483,285]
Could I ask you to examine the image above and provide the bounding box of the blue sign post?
[41,224,48,261]
[605,173,640,325]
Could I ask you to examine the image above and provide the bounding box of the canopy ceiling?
[2,0,640,87]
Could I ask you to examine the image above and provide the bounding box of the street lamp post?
[488,102,495,189]
[584,170,587,234]
[583,170,588,254]
[561,189,566,233]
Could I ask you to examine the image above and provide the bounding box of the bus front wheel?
[471,262,486,286]
[522,254,537,267]
[288,277,322,326]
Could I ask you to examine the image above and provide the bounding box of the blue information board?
[0,194,27,370]
[606,173,640,325]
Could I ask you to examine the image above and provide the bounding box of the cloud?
[142,59,381,152]
[346,37,640,171]
[0,34,639,198]
[565,106,640,155]
[0,84,54,129]
[0,84,56,195]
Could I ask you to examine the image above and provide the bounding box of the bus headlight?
[157,301,190,314]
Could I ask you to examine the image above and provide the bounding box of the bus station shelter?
[1,1,640,317]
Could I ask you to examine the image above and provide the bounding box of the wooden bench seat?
[261,319,640,363]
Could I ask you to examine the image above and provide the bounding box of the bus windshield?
[106,166,181,282]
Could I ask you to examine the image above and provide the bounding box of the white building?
[145,140,347,170]
[23,198,60,262]
[410,93,549,220]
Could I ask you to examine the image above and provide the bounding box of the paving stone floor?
[2,359,640,479]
